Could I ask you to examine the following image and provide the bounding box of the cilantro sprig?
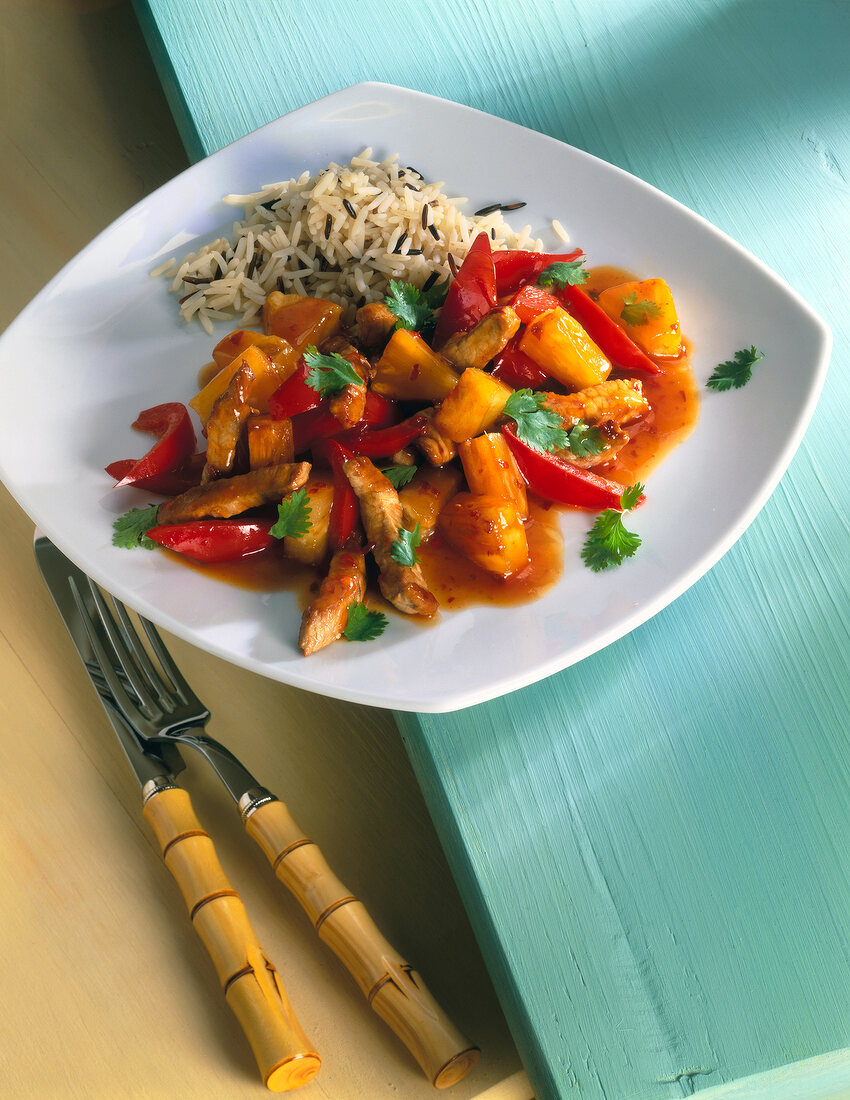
[390,522,422,567]
[564,422,607,459]
[343,601,388,642]
[270,489,312,539]
[113,504,159,549]
[503,389,568,453]
[380,464,418,489]
[537,259,588,288]
[706,346,764,391]
[620,293,662,327]
[581,483,644,572]
[304,346,363,397]
[384,279,447,337]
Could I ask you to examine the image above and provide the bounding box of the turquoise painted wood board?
[133,2,850,1096]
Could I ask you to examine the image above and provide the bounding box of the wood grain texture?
[103,0,850,1096]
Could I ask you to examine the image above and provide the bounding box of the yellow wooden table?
[0,5,529,1096]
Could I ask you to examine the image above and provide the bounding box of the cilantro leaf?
[303,346,363,396]
[565,421,607,459]
[706,345,764,391]
[343,601,388,642]
[620,293,662,327]
[385,280,436,333]
[503,389,568,452]
[113,504,159,550]
[390,522,422,567]
[537,260,588,288]
[581,483,644,572]
[270,489,312,539]
[380,464,418,489]
[619,482,644,510]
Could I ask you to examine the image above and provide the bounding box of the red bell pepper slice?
[509,284,562,325]
[431,232,497,348]
[292,392,396,454]
[337,413,428,457]
[503,425,625,511]
[113,403,196,487]
[146,519,274,562]
[105,452,205,496]
[559,285,661,374]
[491,339,550,388]
[321,439,360,551]
[492,249,583,297]
[268,360,322,419]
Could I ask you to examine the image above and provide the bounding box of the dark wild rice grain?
[473,202,502,217]
[448,254,458,276]
[422,271,439,292]
[324,213,333,239]
[428,224,440,240]
[343,199,357,218]
[500,202,527,211]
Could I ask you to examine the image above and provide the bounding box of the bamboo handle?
[142,782,321,1092]
[243,794,480,1089]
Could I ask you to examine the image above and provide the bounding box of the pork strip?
[157,462,310,524]
[343,456,438,617]
[299,548,366,655]
[440,306,520,370]
[320,334,371,427]
[202,362,254,482]
[355,301,397,348]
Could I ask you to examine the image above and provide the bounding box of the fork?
[36,537,479,1089]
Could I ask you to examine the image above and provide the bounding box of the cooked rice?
[160,149,544,328]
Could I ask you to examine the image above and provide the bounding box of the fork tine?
[139,616,203,710]
[84,580,160,719]
[68,578,144,720]
[111,598,176,714]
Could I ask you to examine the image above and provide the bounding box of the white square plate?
[0,84,830,712]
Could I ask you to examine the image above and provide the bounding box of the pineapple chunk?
[431,368,513,443]
[282,474,334,565]
[459,432,528,519]
[372,329,460,402]
[519,307,611,390]
[398,465,463,540]
[263,292,342,350]
[439,493,529,578]
[246,415,294,468]
[596,279,682,358]
[190,343,297,423]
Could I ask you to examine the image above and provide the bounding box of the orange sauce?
[174,269,699,612]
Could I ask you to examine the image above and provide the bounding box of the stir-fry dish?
[112,227,699,655]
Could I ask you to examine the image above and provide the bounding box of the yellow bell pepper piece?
[519,307,611,390]
[596,278,682,358]
[189,342,297,424]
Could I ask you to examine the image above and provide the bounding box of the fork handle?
[243,794,480,1089]
[142,781,321,1092]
